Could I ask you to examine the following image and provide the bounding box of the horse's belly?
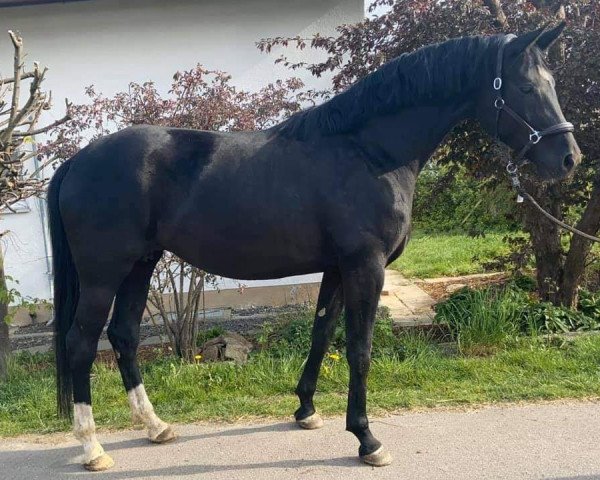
[160,219,328,280]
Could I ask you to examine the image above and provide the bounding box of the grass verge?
[391,231,509,278]
[2,333,600,437]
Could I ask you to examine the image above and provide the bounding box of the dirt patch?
[95,344,173,367]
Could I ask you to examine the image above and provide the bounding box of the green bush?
[521,302,593,334]
[196,326,226,347]
[578,289,600,319]
[256,306,437,360]
[413,163,520,234]
[435,283,600,354]
[434,285,526,355]
[395,329,440,361]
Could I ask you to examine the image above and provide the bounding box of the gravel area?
[10,304,310,352]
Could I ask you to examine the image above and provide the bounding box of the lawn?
[2,334,600,437]
[391,231,510,278]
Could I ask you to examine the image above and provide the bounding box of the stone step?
[380,269,435,327]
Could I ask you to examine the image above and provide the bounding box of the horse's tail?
[48,160,79,419]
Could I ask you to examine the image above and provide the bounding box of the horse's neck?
[355,101,474,176]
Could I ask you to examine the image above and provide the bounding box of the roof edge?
[0,0,90,9]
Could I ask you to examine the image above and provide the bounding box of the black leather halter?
[493,35,575,172]
[492,36,600,243]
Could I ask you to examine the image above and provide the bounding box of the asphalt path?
[2,401,600,479]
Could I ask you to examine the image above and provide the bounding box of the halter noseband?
[493,35,574,173]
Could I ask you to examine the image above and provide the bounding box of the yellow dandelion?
[327,352,341,361]
[194,354,202,361]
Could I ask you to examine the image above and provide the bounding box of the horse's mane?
[273,34,505,140]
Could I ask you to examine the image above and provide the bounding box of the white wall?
[0,0,364,301]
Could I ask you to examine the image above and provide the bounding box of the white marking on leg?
[73,403,105,464]
[128,384,168,440]
[317,308,326,317]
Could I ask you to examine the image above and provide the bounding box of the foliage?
[522,300,593,333]
[5,334,600,436]
[258,0,600,307]
[578,289,600,318]
[435,282,600,353]
[255,305,426,359]
[196,326,226,348]
[413,163,519,234]
[391,230,509,278]
[434,285,525,354]
[41,67,315,161]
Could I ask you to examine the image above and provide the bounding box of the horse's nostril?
[563,154,575,171]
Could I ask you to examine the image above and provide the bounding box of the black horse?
[49,24,579,471]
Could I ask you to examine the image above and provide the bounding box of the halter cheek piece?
[493,35,574,176]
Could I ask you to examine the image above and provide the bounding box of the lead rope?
[507,163,600,243]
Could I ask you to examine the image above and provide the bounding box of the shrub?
[196,326,226,347]
[521,302,593,334]
[412,163,519,234]
[434,285,526,355]
[578,290,600,319]
[435,283,600,354]
[255,306,435,360]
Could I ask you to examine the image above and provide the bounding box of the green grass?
[3,334,600,437]
[435,285,526,355]
[391,231,509,278]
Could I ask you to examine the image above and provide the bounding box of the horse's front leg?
[340,253,392,467]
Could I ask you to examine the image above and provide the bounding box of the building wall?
[0,0,364,301]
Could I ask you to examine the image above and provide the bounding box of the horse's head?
[477,23,581,181]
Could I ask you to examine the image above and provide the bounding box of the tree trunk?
[523,182,564,303]
[0,249,11,380]
[559,180,600,307]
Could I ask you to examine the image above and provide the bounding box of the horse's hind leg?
[107,252,175,444]
[67,282,120,471]
[294,269,343,429]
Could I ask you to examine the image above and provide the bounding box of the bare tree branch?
[0,31,69,208]
[13,111,71,137]
[0,71,35,85]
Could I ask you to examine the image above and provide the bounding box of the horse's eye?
[520,84,534,94]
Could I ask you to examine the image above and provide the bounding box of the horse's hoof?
[84,453,115,472]
[296,413,324,430]
[151,425,177,444]
[360,446,393,467]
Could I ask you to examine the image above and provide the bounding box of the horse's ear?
[536,21,567,51]
[506,24,550,58]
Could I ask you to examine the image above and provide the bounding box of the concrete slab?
[380,270,435,326]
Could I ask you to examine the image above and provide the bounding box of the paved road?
[2,402,600,479]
